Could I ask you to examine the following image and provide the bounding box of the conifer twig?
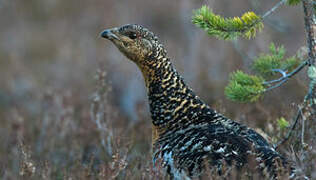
[263,59,309,92]
[264,79,288,92]
[266,59,309,84]
[262,0,288,19]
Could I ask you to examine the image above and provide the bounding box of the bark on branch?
[302,0,316,65]
[302,0,316,112]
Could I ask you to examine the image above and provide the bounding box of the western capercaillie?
[101,24,295,179]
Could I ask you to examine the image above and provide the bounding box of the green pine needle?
[277,117,289,130]
[252,43,299,78]
[225,71,265,103]
[269,43,285,59]
[287,0,301,5]
[192,5,263,40]
[282,56,300,71]
[252,55,281,78]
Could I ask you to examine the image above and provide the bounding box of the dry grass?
[9,67,314,179]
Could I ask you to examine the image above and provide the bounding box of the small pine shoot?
[282,57,300,72]
[192,5,263,40]
[277,117,289,130]
[225,71,265,103]
[252,43,285,78]
[225,43,300,103]
[252,43,299,79]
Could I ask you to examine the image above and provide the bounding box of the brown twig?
[301,113,306,146]
[274,106,302,150]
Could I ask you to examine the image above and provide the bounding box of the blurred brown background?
[0,0,308,178]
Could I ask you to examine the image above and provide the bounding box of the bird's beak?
[100,28,120,41]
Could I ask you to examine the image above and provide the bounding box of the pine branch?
[225,58,307,103]
[252,43,287,78]
[193,1,288,40]
[224,71,265,102]
[264,59,309,92]
[192,6,263,40]
[252,42,302,81]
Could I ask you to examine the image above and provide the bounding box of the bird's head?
[101,24,166,66]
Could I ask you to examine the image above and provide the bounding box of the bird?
[100,24,294,179]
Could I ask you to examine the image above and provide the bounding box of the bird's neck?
[139,56,215,130]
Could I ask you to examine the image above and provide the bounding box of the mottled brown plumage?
[101,24,295,179]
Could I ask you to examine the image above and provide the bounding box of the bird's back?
[153,112,290,179]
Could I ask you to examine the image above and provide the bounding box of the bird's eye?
[127,32,137,39]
